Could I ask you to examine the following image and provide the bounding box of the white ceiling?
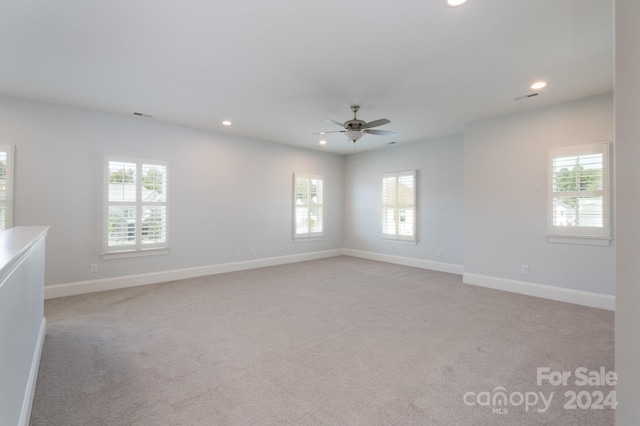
[0,0,613,154]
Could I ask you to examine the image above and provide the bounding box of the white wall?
[615,0,640,423]
[0,95,344,286]
[343,135,464,267]
[464,93,614,296]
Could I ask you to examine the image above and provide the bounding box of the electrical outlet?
[236,249,242,257]
[250,248,255,255]
[90,263,98,273]
[436,249,442,257]
[521,265,529,275]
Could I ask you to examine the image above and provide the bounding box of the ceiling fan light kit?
[314,105,396,143]
[346,130,365,142]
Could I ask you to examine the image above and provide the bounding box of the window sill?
[293,236,324,243]
[103,248,169,260]
[382,238,417,246]
[547,236,611,247]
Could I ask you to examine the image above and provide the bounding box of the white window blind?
[104,156,169,256]
[382,170,416,242]
[548,143,610,240]
[293,174,323,239]
[0,144,14,231]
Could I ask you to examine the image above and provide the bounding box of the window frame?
[103,155,169,259]
[292,173,324,241]
[0,144,14,231]
[381,170,417,243]
[547,142,611,245]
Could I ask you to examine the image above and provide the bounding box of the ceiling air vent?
[132,112,153,118]
[514,93,539,101]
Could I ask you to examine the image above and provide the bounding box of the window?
[293,174,323,239]
[382,170,416,242]
[548,143,611,242]
[104,156,169,257]
[0,144,14,231]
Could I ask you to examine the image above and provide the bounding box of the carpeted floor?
[30,256,614,425]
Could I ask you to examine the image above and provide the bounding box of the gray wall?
[0,95,344,286]
[464,93,614,296]
[343,134,465,266]
[0,93,616,299]
[615,0,640,423]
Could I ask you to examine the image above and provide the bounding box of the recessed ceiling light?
[531,81,547,90]
[445,0,469,7]
[319,140,327,145]
[222,120,232,126]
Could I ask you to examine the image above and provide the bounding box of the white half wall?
[0,95,344,286]
[464,93,615,297]
[343,134,465,266]
[614,0,640,423]
[0,227,48,426]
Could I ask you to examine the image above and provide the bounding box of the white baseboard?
[463,273,615,311]
[44,249,614,311]
[19,317,46,426]
[343,249,465,275]
[44,249,343,299]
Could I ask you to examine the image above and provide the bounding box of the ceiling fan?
[314,105,395,143]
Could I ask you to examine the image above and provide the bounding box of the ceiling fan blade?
[325,119,346,128]
[364,129,396,136]
[364,118,390,129]
[312,130,346,135]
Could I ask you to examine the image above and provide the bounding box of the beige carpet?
[30,256,614,425]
